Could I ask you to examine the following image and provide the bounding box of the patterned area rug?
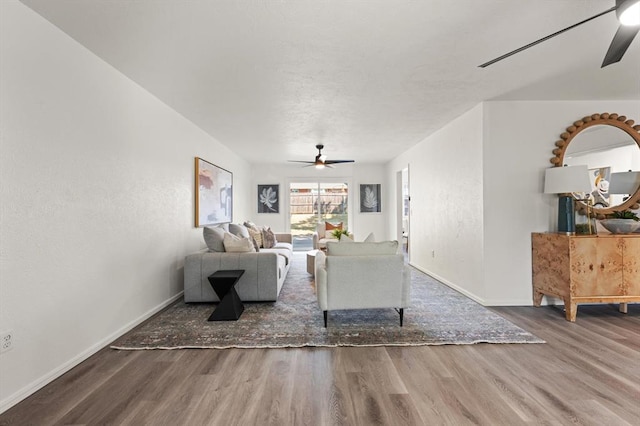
[111,253,544,349]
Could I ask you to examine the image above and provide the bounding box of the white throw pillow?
[223,232,256,253]
[229,223,250,239]
[339,234,354,243]
[363,232,376,242]
[203,225,226,252]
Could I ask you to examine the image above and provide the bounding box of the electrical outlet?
[1,330,14,353]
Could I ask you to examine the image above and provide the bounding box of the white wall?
[249,163,388,240]
[387,104,485,301]
[482,100,640,305]
[386,100,640,306]
[0,1,251,412]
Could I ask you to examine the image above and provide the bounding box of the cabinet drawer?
[623,238,640,295]
[571,237,624,296]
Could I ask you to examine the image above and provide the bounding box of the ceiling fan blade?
[478,6,616,68]
[299,163,333,168]
[602,24,640,67]
[324,160,355,164]
[291,144,352,167]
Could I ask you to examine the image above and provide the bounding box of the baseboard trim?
[0,292,184,415]
[410,263,489,305]
[408,263,534,307]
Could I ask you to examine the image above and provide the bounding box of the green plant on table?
[607,210,640,221]
[331,228,350,240]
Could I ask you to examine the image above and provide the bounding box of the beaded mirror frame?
[549,112,640,218]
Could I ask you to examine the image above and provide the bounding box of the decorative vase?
[575,214,597,235]
[599,218,640,234]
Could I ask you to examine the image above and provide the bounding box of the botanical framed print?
[195,157,233,227]
[360,184,381,213]
[258,184,279,213]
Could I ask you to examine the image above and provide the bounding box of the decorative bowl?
[599,219,640,234]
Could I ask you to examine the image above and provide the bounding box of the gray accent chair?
[314,240,411,327]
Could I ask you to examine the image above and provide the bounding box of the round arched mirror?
[550,113,640,217]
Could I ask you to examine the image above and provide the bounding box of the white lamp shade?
[544,165,592,194]
[609,171,640,194]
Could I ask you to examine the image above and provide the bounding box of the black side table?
[207,270,245,321]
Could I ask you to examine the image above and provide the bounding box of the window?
[289,181,349,250]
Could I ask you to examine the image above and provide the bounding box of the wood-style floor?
[1,304,639,426]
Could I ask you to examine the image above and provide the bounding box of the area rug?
[111,253,544,350]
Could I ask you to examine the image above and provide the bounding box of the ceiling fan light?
[618,0,640,26]
[315,163,325,170]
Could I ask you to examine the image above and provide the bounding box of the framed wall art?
[195,157,233,227]
[360,184,381,213]
[258,184,279,213]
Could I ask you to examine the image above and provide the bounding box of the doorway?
[289,181,349,251]
[397,167,410,257]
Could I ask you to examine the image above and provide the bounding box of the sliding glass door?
[289,181,349,250]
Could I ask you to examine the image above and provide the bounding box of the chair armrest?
[315,250,328,309]
[401,264,412,307]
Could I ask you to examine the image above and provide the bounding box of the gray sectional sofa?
[184,223,293,303]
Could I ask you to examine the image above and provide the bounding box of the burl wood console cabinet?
[531,232,640,321]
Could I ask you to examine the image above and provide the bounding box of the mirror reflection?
[563,125,640,210]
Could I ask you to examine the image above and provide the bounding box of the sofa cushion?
[326,240,399,256]
[229,223,250,239]
[245,224,263,247]
[229,223,259,251]
[261,248,292,265]
[223,232,256,253]
[243,220,258,229]
[339,234,354,243]
[203,225,226,252]
[275,252,286,280]
[325,221,342,231]
[273,241,293,252]
[250,236,260,252]
[262,226,277,248]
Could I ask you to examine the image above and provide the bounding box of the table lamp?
[544,165,592,234]
[609,171,640,195]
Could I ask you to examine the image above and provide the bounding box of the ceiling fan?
[288,144,355,169]
[479,0,640,68]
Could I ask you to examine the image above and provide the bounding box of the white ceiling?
[20,0,640,164]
